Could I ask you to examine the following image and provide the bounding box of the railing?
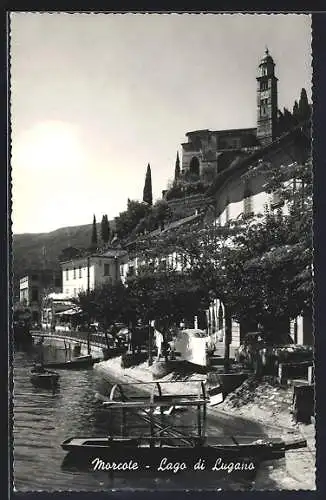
[31,329,109,349]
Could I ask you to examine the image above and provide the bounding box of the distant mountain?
[12,223,102,298]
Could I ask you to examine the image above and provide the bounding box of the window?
[73,267,76,279]
[65,269,69,280]
[260,81,268,91]
[104,263,111,276]
[120,265,124,276]
[79,266,82,278]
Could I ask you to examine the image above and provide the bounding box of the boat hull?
[43,356,101,370]
[30,371,60,389]
[61,436,286,461]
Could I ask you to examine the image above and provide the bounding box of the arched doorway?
[189,156,200,178]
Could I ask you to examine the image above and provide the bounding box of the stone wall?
[166,193,214,217]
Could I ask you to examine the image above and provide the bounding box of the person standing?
[154,327,164,361]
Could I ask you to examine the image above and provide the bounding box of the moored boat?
[30,365,60,389]
[43,354,100,370]
[61,435,295,461]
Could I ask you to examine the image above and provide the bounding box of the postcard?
[10,12,314,492]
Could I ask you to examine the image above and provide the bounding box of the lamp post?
[86,256,91,355]
[148,320,153,366]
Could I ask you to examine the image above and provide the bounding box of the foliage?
[292,100,299,120]
[137,158,312,338]
[114,199,151,240]
[90,214,98,250]
[100,214,110,244]
[58,246,83,262]
[174,152,180,181]
[126,269,210,328]
[76,282,132,327]
[165,180,206,201]
[75,267,210,336]
[132,200,173,236]
[278,88,311,136]
[298,88,311,122]
[143,163,153,206]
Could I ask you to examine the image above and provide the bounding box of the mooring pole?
[148,320,153,366]
[121,407,126,437]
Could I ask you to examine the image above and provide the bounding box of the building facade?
[179,49,279,185]
[206,123,312,347]
[60,249,128,298]
[19,270,62,324]
[159,48,311,348]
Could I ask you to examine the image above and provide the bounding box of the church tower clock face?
[256,48,278,146]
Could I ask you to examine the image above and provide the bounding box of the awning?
[55,308,82,316]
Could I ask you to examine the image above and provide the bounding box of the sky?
[10,13,312,235]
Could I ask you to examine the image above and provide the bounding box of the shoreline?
[94,356,316,490]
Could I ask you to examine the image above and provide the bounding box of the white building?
[60,249,128,299]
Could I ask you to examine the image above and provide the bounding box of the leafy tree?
[58,246,82,262]
[143,163,153,206]
[174,152,180,182]
[90,214,98,251]
[101,214,110,244]
[76,282,137,327]
[126,268,211,361]
[137,156,312,345]
[115,200,151,240]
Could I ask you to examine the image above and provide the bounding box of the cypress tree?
[298,88,310,121]
[91,214,98,250]
[292,100,299,120]
[174,152,181,181]
[143,163,153,206]
[101,214,110,244]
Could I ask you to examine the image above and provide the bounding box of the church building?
[179,49,280,183]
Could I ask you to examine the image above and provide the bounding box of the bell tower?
[256,48,278,146]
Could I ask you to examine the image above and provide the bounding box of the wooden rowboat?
[43,355,100,370]
[61,435,302,461]
[30,368,60,389]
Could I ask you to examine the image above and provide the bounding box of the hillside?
[12,223,99,297]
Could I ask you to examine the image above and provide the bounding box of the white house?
[60,249,128,299]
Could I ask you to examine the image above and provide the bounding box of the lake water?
[13,344,258,491]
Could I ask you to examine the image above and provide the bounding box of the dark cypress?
[143,163,153,206]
